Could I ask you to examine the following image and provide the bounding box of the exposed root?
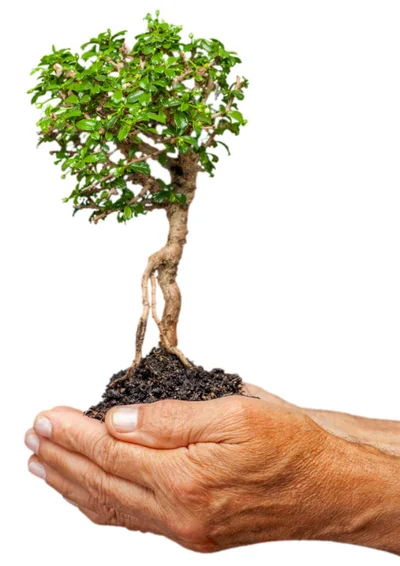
[128,257,157,376]
[133,274,150,366]
[165,345,191,367]
[150,274,163,332]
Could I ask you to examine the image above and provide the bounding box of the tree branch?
[82,150,164,195]
[211,75,243,120]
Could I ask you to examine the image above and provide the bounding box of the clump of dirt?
[85,347,245,422]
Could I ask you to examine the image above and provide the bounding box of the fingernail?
[64,498,78,507]
[112,406,139,432]
[28,460,46,480]
[25,433,40,455]
[34,416,52,438]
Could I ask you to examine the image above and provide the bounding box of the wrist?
[303,408,400,456]
[310,433,400,554]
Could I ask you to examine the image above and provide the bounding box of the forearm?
[304,408,400,456]
[314,435,400,554]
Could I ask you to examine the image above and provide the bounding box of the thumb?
[105,396,255,448]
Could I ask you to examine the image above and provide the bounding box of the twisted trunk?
[157,202,188,346]
[130,154,198,369]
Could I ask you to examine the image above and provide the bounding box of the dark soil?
[85,347,245,422]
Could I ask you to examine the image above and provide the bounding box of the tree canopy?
[29,12,248,223]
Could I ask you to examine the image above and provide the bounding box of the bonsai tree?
[29,12,247,381]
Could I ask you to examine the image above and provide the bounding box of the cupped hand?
[25,393,341,552]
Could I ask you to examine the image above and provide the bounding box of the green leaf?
[180,135,198,148]
[232,90,244,100]
[69,82,91,92]
[175,193,187,205]
[146,112,166,124]
[174,111,189,134]
[124,206,132,220]
[117,123,131,141]
[138,92,151,106]
[105,115,118,130]
[139,77,150,89]
[65,95,79,104]
[153,79,168,88]
[111,90,123,103]
[111,30,127,40]
[216,140,231,155]
[152,189,171,203]
[193,122,202,136]
[130,161,150,175]
[228,110,244,122]
[132,203,144,215]
[76,119,97,131]
[166,56,178,67]
[158,153,168,166]
[81,94,91,104]
[115,178,127,190]
[82,49,97,61]
[83,153,107,163]
[126,90,144,104]
[64,108,82,118]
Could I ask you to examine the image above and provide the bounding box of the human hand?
[25,395,400,554]
[25,396,331,551]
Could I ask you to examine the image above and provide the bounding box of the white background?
[1,0,400,563]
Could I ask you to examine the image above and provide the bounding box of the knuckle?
[230,395,251,416]
[223,396,253,427]
[85,492,104,514]
[44,469,63,493]
[40,442,65,470]
[60,483,77,502]
[80,466,112,506]
[82,509,108,526]
[152,399,180,422]
[98,504,118,523]
[91,435,119,473]
[177,477,199,502]
[173,473,211,508]
[172,517,208,547]
[146,399,189,440]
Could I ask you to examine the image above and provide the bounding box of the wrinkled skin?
[25,384,400,554]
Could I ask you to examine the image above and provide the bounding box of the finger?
[37,432,158,516]
[27,455,160,534]
[26,428,159,518]
[28,454,98,512]
[33,408,163,488]
[105,395,260,448]
[51,406,83,414]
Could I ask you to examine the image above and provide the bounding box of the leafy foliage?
[29,12,248,223]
